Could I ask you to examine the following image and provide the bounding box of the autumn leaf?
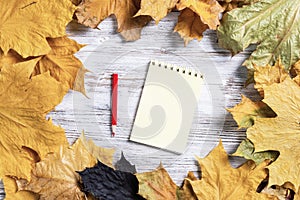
[78,161,144,200]
[253,60,289,97]
[218,0,300,70]
[187,140,273,200]
[3,176,38,200]
[135,0,177,23]
[174,8,209,46]
[174,0,223,45]
[115,151,137,174]
[245,78,300,191]
[178,172,198,200]
[232,139,279,165]
[217,0,258,12]
[136,164,179,200]
[75,0,151,41]
[176,0,224,29]
[79,133,115,168]
[0,59,69,181]
[227,95,276,128]
[0,0,75,58]
[0,37,87,93]
[15,133,115,199]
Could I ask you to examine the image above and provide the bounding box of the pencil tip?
[112,132,115,137]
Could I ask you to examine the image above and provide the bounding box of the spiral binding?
[150,60,203,78]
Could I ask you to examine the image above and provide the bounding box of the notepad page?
[130,60,204,154]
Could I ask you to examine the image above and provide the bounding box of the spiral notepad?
[129,60,204,154]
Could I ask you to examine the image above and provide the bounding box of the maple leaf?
[174,8,209,46]
[227,95,276,128]
[176,0,224,29]
[136,164,179,200]
[0,59,69,181]
[15,133,115,199]
[174,0,223,45]
[0,0,75,58]
[245,78,300,191]
[115,151,137,174]
[75,0,151,41]
[78,161,144,200]
[3,176,38,200]
[135,0,178,23]
[232,139,279,165]
[253,60,289,97]
[187,140,273,200]
[217,0,258,12]
[0,37,87,93]
[218,0,300,70]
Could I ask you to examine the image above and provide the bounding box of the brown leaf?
[75,0,151,41]
[0,0,75,57]
[187,140,274,200]
[176,0,224,29]
[15,134,115,199]
[3,176,38,200]
[253,60,289,97]
[136,164,179,200]
[227,95,276,128]
[174,8,209,46]
[135,0,178,23]
[0,59,69,181]
[246,78,300,191]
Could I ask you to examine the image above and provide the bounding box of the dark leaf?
[115,152,137,174]
[78,161,144,200]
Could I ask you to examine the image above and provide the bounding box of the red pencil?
[111,73,118,137]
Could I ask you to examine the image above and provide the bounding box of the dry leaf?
[178,172,198,200]
[176,0,224,29]
[115,151,137,174]
[135,0,178,23]
[218,0,300,69]
[136,164,179,200]
[15,134,114,199]
[0,0,75,58]
[233,139,279,165]
[0,37,87,93]
[75,0,151,41]
[78,161,143,200]
[227,95,276,128]
[253,60,289,97]
[262,184,293,200]
[174,8,209,46]
[3,176,38,200]
[79,133,115,168]
[187,140,273,200]
[0,59,69,180]
[246,77,300,191]
[217,0,258,12]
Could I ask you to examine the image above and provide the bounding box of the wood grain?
[0,13,260,198]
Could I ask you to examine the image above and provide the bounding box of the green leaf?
[232,139,279,165]
[218,0,300,70]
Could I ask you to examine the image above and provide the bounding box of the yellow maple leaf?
[136,164,179,200]
[75,0,151,41]
[228,95,276,128]
[174,8,209,46]
[176,0,224,29]
[15,133,115,199]
[0,37,87,93]
[246,77,300,191]
[0,59,69,180]
[253,60,289,97]
[0,0,75,58]
[135,0,178,23]
[187,140,274,200]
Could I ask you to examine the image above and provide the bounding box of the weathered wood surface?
[0,13,260,198]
